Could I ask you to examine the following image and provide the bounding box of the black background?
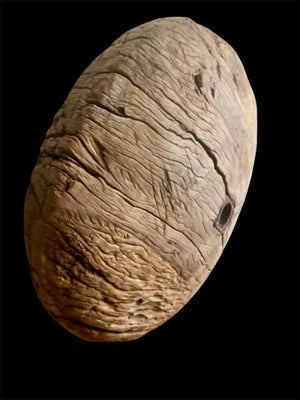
[1,1,299,399]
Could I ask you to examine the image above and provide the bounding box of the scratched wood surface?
[24,17,257,341]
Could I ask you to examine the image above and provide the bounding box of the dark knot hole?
[214,195,234,233]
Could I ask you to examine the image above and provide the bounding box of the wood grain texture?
[24,17,257,341]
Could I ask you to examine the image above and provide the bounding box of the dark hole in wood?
[117,106,126,116]
[214,195,234,233]
[219,203,232,226]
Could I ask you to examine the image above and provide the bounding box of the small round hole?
[219,203,232,227]
[214,196,234,233]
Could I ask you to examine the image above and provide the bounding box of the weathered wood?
[24,17,257,341]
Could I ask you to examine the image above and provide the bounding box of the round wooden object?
[24,17,257,342]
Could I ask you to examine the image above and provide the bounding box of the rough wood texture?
[24,17,257,342]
